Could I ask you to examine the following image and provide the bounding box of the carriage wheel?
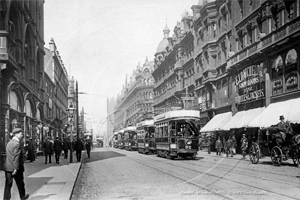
[292,147,300,167]
[249,142,260,164]
[271,146,283,166]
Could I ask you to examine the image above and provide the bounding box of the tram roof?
[117,129,124,133]
[136,119,154,128]
[154,110,200,123]
[123,126,137,131]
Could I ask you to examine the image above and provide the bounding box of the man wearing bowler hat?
[3,128,30,200]
[278,115,293,141]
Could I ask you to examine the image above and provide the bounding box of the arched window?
[272,55,284,95]
[285,49,298,91]
[25,100,33,118]
[9,91,20,111]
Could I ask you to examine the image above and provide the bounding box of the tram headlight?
[145,143,149,147]
[129,143,131,146]
[170,144,176,149]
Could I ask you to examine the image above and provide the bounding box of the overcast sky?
[44,0,198,135]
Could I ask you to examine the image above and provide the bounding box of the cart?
[249,127,300,166]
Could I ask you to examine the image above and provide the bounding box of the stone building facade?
[0,0,45,169]
[112,58,155,130]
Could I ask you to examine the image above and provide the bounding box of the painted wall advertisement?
[235,64,265,104]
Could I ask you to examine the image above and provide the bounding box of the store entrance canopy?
[221,107,265,131]
[249,98,300,128]
[200,112,232,133]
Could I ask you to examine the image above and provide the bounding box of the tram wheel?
[249,142,260,164]
[292,147,300,167]
[271,146,283,166]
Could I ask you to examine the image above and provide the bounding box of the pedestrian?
[43,137,52,164]
[240,134,248,159]
[63,138,69,159]
[215,137,223,156]
[198,136,203,151]
[27,138,35,162]
[3,128,30,200]
[232,135,237,155]
[53,137,63,164]
[226,137,233,157]
[85,141,91,158]
[75,139,83,162]
[207,136,211,154]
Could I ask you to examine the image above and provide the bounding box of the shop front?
[220,62,267,153]
[249,47,300,131]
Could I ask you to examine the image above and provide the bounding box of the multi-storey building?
[0,0,45,169]
[111,58,155,130]
[153,14,197,116]
[152,0,300,151]
[44,38,68,140]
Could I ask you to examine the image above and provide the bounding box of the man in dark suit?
[75,139,83,162]
[53,137,63,164]
[3,128,30,200]
[85,141,91,158]
[43,137,52,164]
[63,138,70,159]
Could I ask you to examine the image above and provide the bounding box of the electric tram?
[123,126,138,151]
[154,110,200,159]
[137,119,155,154]
[117,129,125,149]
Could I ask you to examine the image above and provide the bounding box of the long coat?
[4,138,25,172]
[75,140,83,151]
[43,140,52,154]
[53,139,63,153]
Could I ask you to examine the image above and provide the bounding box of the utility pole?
[76,81,79,140]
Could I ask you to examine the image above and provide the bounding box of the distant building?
[109,58,155,130]
[44,38,69,140]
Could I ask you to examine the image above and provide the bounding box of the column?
[0,103,10,170]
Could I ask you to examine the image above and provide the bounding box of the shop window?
[285,49,298,91]
[272,56,284,95]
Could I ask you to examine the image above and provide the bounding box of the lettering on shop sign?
[235,64,265,104]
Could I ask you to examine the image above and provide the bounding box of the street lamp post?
[67,103,76,163]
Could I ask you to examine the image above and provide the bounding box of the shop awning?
[200,112,232,133]
[221,107,265,130]
[249,98,300,128]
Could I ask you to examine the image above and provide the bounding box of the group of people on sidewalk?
[3,127,93,200]
[202,134,248,159]
[43,137,92,164]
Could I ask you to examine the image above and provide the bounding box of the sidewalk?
[0,153,82,200]
[197,150,295,165]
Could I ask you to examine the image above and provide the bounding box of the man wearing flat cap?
[3,128,30,200]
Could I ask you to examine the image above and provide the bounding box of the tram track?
[124,152,235,200]
[117,149,300,200]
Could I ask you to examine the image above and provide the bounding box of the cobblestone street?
[71,148,300,200]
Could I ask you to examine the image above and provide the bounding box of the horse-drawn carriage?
[249,126,300,166]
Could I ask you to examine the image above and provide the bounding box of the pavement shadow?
[83,151,126,163]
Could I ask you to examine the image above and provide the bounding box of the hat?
[280,115,285,120]
[12,128,23,135]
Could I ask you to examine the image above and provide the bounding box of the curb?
[68,152,84,200]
